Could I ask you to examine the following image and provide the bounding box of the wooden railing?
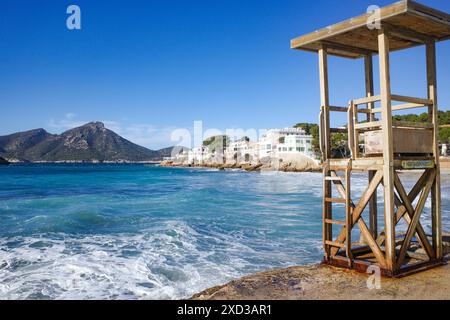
[347,94,434,159]
[318,94,434,160]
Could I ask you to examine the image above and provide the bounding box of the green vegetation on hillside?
[394,110,450,143]
[203,135,230,153]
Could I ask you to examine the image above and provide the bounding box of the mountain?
[0,122,177,163]
[0,157,9,165]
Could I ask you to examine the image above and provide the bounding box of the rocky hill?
[0,157,9,165]
[0,122,177,163]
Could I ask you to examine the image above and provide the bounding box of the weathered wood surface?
[364,128,434,155]
[291,0,450,59]
[378,28,396,271]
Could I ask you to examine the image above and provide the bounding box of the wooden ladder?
[323,163,354,264]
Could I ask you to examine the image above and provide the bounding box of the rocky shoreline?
[192,260,450,300]
[160,157,322,173]
[1,159,161,164]
[160,162,322,173]
[193,240,450,300]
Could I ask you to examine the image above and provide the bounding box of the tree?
[393,110,450,142]
[203,135,230,153]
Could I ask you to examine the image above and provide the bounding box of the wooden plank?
[325,197,346,204]
[330,171,355,208]
[401,160,434,169]
[345,168,353,261]
[352,102,359,158]
[365,54,376,121]
[364,128,434,155]
[347,102,356,159]
[325,240,346,249]
[379,29,396,272]
[365,54,377,239]
[368,169,378,238]
[319,45,330,160]
[318,107,325,160]
[319,45,331,263]
[377,170,432,246]
[394,172,435,259]
[354,121,382,130]
[358,219,386,268]
[353,95,381,106]
[290,1,408,49]
[384,22,436,43]
[322,164,332,259]
[408,1,450,26]
[368,103,428,114]
[329,106,348,112]
[392,102,427,111]
[290,1,450,57]
[325,176,342,181]
[325,219,346,226]
[391,94,433,105]
[320,40,375,56]
[330,170,383,256]
[392,120,433,129]
[330,128,348,134]
[365,107,381,114]
[355,108,373,114]
[397,170,436,266]
[426,41,443,260]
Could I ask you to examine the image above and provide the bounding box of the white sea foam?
[0,221,251,300]
[0,218,323,300]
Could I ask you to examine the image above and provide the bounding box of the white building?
[258,128,314,160]
[190,146,209,164]
[225,139,259,164]
[173,149,192,164]
[275,134,315,159]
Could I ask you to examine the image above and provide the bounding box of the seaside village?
[163,127,320,172]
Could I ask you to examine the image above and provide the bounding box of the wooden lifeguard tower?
[291,0,449,277]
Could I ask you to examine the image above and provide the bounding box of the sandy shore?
[192,258,449,300]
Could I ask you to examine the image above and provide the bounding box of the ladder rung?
[325,219,346,226]
[325,240,346,248]
[325,197,346,204]
[325,176,342,181]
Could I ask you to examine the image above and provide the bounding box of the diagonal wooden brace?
[330,170,383,256]
[358,218,387,268]
[397,169,436,267]
[394,172,435,260]
[376,169,431,247]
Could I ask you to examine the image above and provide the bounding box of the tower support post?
[426,41,442,260]
[319,45,332,260]
[364,54,378,239]
[378,29,396,273]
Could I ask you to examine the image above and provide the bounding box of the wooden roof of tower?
[291,0,450,59]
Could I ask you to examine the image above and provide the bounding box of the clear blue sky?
[1,0,449,149]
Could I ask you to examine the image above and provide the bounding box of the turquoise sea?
[0,164,448,299]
